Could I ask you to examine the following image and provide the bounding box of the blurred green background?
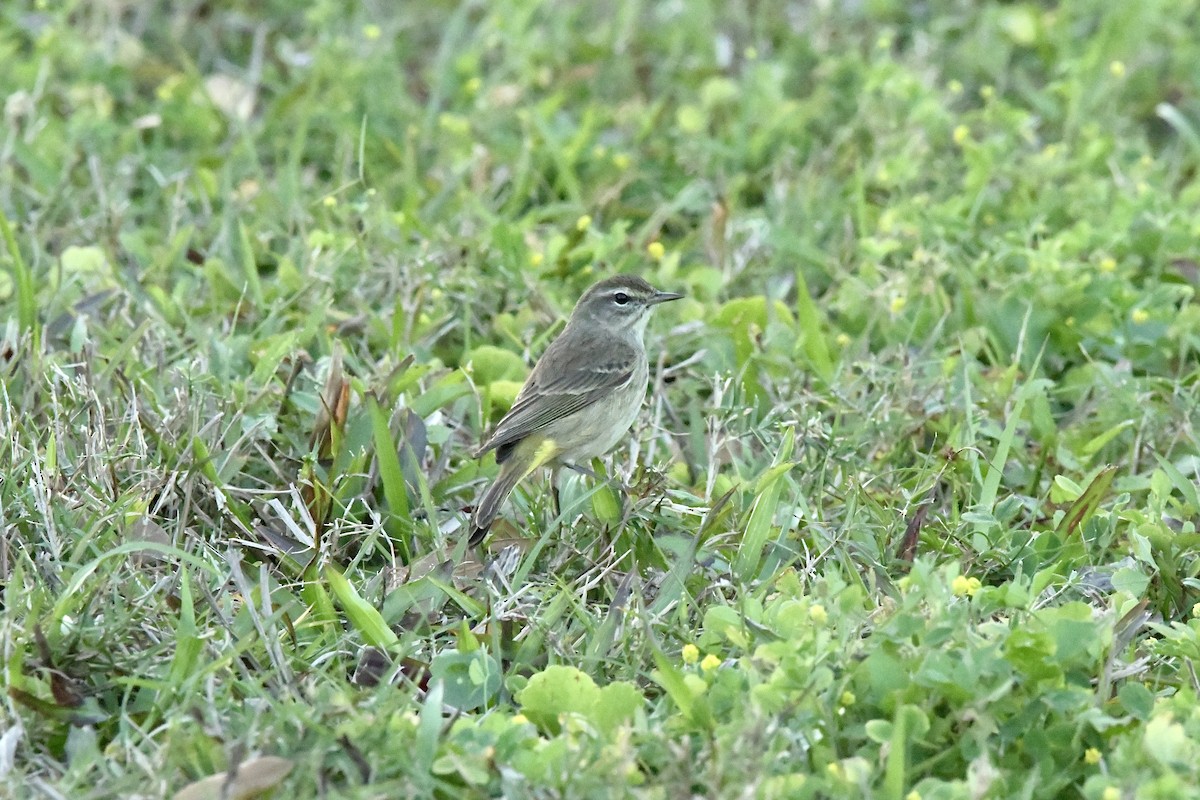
[2,1,1199,797]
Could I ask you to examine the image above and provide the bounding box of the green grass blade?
[1054,465,1117,537]
[369,396,411,521]
[733,428,796,583]
[976,377,1050,519]
[300,560,338,629]
[236,219,264,306]
[649,648,713,731]
[794,267,833,383]
[166,566,202,689]
[1153,453,1200,510]
[650,484,738,617]
[324,561,399,651]
[0,208,38,343]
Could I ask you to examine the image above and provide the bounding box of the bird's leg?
[563,460,632,538]
[562,461,599,480]
[551,466,563,524]
[562,460,630,494]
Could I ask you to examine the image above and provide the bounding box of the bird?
[468,274,683,545]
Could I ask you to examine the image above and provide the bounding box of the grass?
[2,0,1200,798]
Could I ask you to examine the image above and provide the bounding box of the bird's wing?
[474,335,638,460]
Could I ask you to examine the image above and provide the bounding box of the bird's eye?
[613,292,630,305]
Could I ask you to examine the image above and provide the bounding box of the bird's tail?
[469,436,558,545]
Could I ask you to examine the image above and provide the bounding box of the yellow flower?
[363,23,382,40]
[1131,308,1149,325]
[809,604,828,625]
[953,125,970,145]
[322,195,337,208]
[951,575,982,597]
[575,214,592,231]
[840,691,856,707]
[529,251,544,267]
[1109,60,1126,78]
[681,644,700,664]
[835,332,851,347]
[512,713,528,725]
[890,296,907,314]
[647,241,665,261]
[1099,257,1117,273]
[1085,747,1102,764]
[700,654,721,672]
[1102,788,1120,800]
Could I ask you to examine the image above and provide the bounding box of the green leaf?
[793,267,833,383]
[1118,682,1155,720]
[1081,420,1134,457]
[1044,602,1104,667]
[300,559,338,629]
[517,665,598,735]
[649,484,738,617]
[410,370,472,417]
[590,682,642,736]
[1152,454,1200,510]
[884,705,930,800]
[703,604,749,648]
[1143,713,1195,768]
[712,296,797,368]
[590,482,621,524]
[428,648,501,711]
[649,650,714,731]
[414,679,444,788]
[324,562,399,651]
[1110,566,1150,598]
[465,345,527,384]
[865,719,893,744]
[734,428,796,583]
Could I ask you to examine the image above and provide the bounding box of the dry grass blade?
[172,756,293,800]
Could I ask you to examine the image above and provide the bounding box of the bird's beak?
[648,290,684,306]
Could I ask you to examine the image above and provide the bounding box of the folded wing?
[475,336,637,463]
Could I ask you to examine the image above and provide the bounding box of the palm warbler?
[469,275,683,544]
